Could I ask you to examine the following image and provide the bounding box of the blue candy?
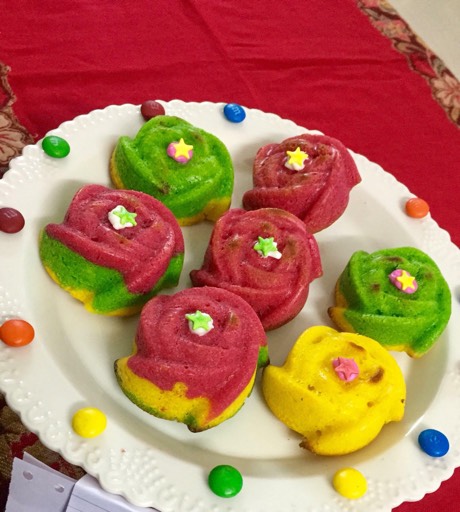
[418,429,449,457]
[224,103,246,123]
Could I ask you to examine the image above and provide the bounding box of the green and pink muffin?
[39,184,184,316]
[115,286,268,431]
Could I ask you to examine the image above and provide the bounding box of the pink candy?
[332,357,359,382]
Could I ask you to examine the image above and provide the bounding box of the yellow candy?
[333,467,367,499]
[72,407,107,438]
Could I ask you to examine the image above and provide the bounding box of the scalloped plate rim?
[1,100,459,512]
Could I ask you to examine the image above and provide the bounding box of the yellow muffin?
[262,326,406,455]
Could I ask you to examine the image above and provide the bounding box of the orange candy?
[0,319,35,347]
[405,197,430,218]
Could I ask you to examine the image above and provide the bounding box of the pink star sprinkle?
[332,357,359,382]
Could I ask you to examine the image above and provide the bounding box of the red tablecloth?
[1,0,459,510]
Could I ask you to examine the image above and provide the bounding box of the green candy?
[208,465,243,498]
[42,135,70,158]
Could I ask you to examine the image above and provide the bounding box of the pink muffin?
[190,208,322,330]
[242,133,361,233]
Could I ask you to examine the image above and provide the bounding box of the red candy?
[0,319,35,347]
[140,100,165,121]
[405,197,430,218]
[0,207,25,233]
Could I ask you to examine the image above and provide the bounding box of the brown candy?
[140,100,165,121]
[0,207,25,233]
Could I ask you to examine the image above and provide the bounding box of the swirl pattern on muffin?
[242,133,361,233]
[110,115,234,225]
[115,287,268,431]
[328,247,452,357]
[262,326,406,455]
[190,208,322,331]
[39,184,184,315]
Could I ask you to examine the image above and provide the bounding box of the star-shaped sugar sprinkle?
[332,357,359,382]
[284,146,309,171]
[253,236,282,259]
[167,138,194,163]
[388,269,418,294]
[108,205,137,230]
[185,310,214,336]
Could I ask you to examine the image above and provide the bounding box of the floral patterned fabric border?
[0,62,34,177]
[357,0,460,127]
[0,394,85,509]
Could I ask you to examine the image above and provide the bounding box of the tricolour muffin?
[39,184,184,316]
[110,115,234,226]
[242,133,361,233]
[115,287,269,432]
[328,247,452,357]
[190,208,322,331]
[262,326,406,455]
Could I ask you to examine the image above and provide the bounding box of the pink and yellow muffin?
[262,326,406,455]
[110,115,234,226]
[115,287,268,431]
[242,133,361,233]
[39,184,184,316]
[190,208,322,331]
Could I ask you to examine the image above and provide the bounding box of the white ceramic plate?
[1,101,459,512]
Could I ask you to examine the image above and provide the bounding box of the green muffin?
[328,247,451,357]
[110,115,234,225]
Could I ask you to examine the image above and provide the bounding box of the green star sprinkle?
[253,236,282,259]
[185,310,214,335]
[109,205,137,229]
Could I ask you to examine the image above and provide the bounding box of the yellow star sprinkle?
[396,270,417,291]
[285,147,309,170]
[172,138,194,159]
